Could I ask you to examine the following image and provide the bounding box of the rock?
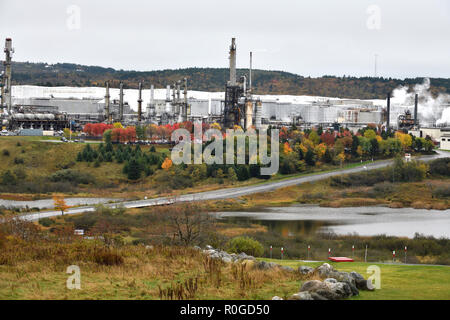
[272,296,283,300]
[350,271,365,281]
[193,246,202,251]
[256,261,277,270]
[324,278,338,284]
[280,266,294,273]
[310,292,328,300]
[221,256,232,263]
[289,292,313,300]
[325,271,356,287]
[205,245,214,250]
[346,281,360,296]
[145,245,154,251]
[355,278,375,291]
[300,280,329,293]
[298,266,314,275]
[316,263,335,278]
[300,279,354,300]
[327,282,353,299]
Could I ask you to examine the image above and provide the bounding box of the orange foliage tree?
[53,194,70,216]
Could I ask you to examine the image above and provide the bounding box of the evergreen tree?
[127,159,142,180]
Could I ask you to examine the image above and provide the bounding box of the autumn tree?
[53,194,70,216]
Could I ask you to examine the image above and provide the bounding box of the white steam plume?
[391,78,450,126]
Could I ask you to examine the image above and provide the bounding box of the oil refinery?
[1,37,449,137]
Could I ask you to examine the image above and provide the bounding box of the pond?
[211,205,450,239]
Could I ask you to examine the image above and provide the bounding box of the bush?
[432,185,450,199]
[13,157,24,165]
[227,236,264,257]
[39,218,55,227]
[49,169,95,185]
[2,149,9,156]
[93,249,124,266]
[429,158,450,176]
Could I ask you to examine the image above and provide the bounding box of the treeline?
[8,61,450,99]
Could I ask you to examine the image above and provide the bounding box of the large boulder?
[300,279,354,300]
[298,266,314,275]
[272,296,283,300]
[289,292,314,300]
[255,260,277,270]
[350,271,365,281]
[300,280,329,293]
[280,266,295,273]
[355,278,375,291]
[315,263,336,278]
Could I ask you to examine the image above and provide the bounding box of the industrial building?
[1,37,449,136]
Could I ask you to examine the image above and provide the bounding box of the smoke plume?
[392,78,450,126]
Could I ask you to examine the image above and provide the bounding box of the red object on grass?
[328,257,354,262]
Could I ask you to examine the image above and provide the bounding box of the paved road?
[20,150,449,221]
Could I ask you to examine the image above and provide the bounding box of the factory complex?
[1,37,450,142]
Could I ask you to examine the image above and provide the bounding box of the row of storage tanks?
[185,99,382,124]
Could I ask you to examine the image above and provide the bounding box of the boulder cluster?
[197,245,295,272]
[197,246,374,300]
[281,263,375,300]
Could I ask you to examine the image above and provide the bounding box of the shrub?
[39,218,55,227]
[49,169,95,185]
[2,149,9,156]
[429,158,450,176]
[227,236,264,257]
[13,157,24,165]
[93,249,124,266]
[432,185,450,199]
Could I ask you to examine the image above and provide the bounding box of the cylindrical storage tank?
[13,113,25,120]
[45,114,55,120]
[24,114,34,120]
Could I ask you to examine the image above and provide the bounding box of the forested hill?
[6,61,450,99]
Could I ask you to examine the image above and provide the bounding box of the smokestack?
[105,81,111,123]
[249,51,253,94]
[119,82,124,121]
[229,38,237,86]
[183,78,188,122]
[414,93,419,128]
[4,38,13,112]
[386,92,391,130]
[137,82,143,122]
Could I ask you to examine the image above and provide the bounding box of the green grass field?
[264,259,450,300]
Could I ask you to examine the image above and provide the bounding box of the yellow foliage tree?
[314,143,327,159]
[53,194,69,216]
[395,132,412,150]
[161,157,173,171]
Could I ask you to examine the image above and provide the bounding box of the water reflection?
[212,205,450,239]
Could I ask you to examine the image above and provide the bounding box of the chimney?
[229,38,237,86]
[119,82,124,121]
[105,81,111,123]
[137,82,143,122]
[414,94,419,128]
[386,92,391,130]
[249,51,253,94]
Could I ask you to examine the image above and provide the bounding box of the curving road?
[20,150,449,221]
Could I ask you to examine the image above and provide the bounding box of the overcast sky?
[0,0,449,79]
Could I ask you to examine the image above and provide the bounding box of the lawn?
[264,259,450,300]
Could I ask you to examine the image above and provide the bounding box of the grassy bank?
[0,237,448,300]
